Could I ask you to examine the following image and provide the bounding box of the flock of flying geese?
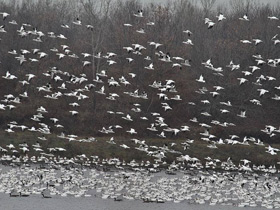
[0,7,280,208]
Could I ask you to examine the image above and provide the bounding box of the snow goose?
[196,75,205,83]
[216,13,226,21]
[0,12,9,20]
[239,14,249,21]
[134,10,143,18]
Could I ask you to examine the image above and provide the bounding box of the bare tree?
[200,0,216,16]
[79,0,112,113]
[80,0,112,80]
[229,0,259,14]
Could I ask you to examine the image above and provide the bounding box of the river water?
[1,194,264,210]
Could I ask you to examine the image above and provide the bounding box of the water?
[1,194,264,210]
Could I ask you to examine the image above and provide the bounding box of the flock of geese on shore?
[2,162,280,209]
[1,7,280,208]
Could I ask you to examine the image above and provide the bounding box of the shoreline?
[1,164,280,209]
[0,192,264,210]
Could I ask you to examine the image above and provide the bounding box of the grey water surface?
[1,194,264,210]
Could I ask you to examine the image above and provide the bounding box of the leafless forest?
[0,0,280,163]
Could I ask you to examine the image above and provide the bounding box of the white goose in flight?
[0,12,9,20]
[2,71,17,80]
[134,10,143,18]
[216,13,226,21]
[196,75,205,83]
[239,14,249,21]
[73,18,82,25]
[237,110,247,118]
[145,63,154,70]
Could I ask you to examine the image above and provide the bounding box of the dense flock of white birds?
[1,7,280,209]
[0,9,280,172]
[2,164,280,208]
